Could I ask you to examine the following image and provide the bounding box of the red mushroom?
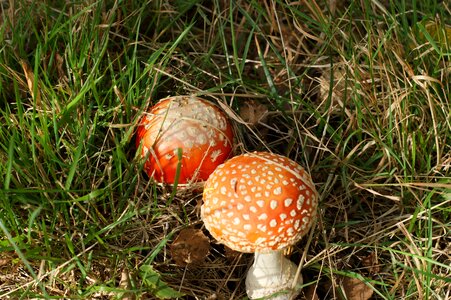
[201,151,318,299]
[136,95,234,184]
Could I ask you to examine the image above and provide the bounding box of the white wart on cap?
[201,151,318,253]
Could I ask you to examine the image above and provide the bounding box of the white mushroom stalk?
[246,251,302,299]
[201,152,318,299]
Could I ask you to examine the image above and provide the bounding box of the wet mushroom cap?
[136,96,234,184]
[201,152,318,253]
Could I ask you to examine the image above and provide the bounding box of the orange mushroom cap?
[136,96,234,184]
[201,151,318,253]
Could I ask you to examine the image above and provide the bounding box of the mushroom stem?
[245,251,302,299]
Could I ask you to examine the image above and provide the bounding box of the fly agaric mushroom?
[201,151,318,299]
[136,95,234,184]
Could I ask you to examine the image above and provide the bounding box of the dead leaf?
[20,59,42,108]
[341,277,373,300]
[302,284,320,300]
[0,258,9,267]
[119,268,136,300]
[361,252,380,275]
[54,52,68,84]
[422,21,451,49]
[239,100,269,126]
[170,228,210,267]
[224,245,242,262]
[317,64,351,106]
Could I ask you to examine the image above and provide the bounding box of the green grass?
[0,0,450,299]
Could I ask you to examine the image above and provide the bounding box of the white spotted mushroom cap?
[201,151,318,253]
[136,95,234,184]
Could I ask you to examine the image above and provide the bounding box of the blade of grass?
[0,218,49,297]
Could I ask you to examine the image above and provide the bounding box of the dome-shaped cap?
[136,95,234,184]
[201,151,318,253]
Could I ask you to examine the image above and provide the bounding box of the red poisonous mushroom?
[201,151,318,299]
[136,95,234,184]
